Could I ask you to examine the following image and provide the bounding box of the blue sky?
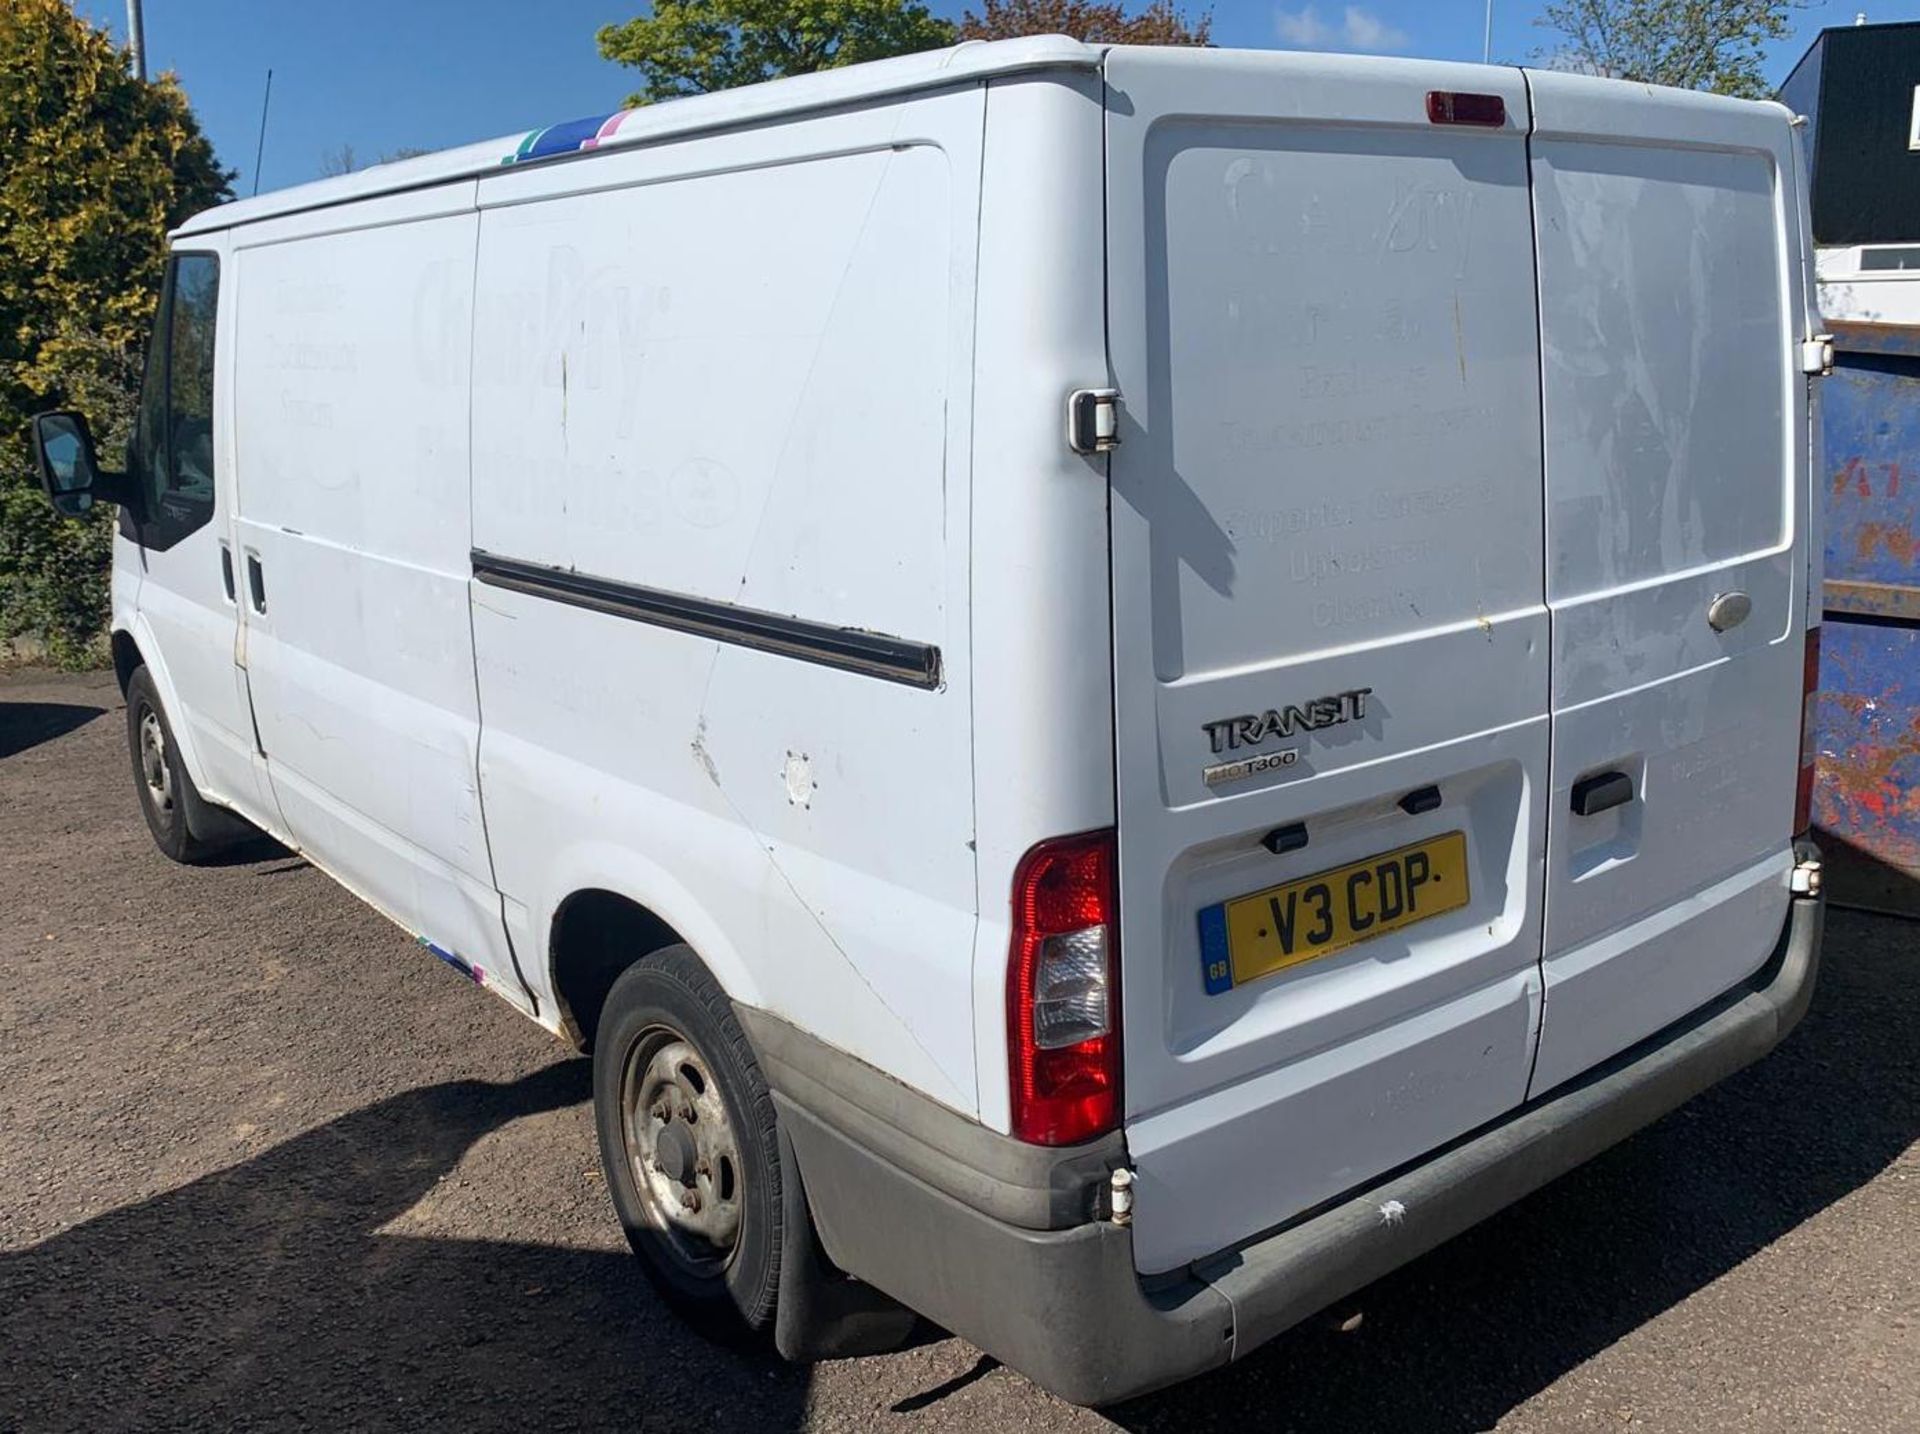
[73,0,1920,197]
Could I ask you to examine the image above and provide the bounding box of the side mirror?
[30,411,108,519]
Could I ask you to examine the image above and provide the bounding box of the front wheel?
[124,667,226,864]
[593,946,784,1335]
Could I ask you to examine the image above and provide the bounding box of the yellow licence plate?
[1198,831,1470,995]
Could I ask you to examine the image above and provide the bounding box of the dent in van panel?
[1533,142,1788,600]
[472,593,966,1105]
[476,579,975,1113]
[696,641,978,1105]
[230,212,521,998]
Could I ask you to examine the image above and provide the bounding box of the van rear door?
[1102,50,1551,1275]
[1522,74,1816,1096]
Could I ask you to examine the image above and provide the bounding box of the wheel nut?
[681,1190,701,1212]
[695,1158,711,1178]
[651,1102,669,1122]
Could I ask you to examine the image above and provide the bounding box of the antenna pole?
[252,68,273,197]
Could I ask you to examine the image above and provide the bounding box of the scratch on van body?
[727,143,899,600]
[690,716,721,787]
[749,828,956,1093]
[288,711,344,745]
[1452,295,1467,385]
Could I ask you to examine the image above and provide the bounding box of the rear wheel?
[124,667,225,864]
[593,945,783,1335]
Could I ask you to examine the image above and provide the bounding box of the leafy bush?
[1,325,140,666]
[0,0,229,667]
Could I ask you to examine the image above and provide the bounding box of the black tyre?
[594,945,784,1335]
[124,667,223,864]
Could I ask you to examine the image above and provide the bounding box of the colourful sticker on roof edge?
[501,111,626,166]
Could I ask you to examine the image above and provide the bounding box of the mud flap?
[773,1125,919,1361]
[181,774,255,846]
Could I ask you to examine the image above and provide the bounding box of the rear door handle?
[1571,770,1634,817]
[245,553,267,614]
[219,542,236,603]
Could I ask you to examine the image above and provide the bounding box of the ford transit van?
[30,38,1828,1404]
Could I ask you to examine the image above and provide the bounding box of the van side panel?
[966,72,1115,1134]
[468,93,986,1111]
[229,187,529,1005]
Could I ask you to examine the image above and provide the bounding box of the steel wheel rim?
[139,709,174,815]
[620,1025,743,1276]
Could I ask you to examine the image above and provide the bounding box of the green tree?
[1537,0,1804,99]
[957,0,1211,45]
[1,0,231,665]
[598,0,956,106]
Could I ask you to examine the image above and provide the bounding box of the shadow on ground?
[0,1062,813,1431]
[1814,825,1920,920]
[0,701,106,759]
[1106,907,1920,1431]
[1,895,1911,1431]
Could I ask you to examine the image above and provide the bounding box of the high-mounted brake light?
[1427,91,1507,127]
[1007,830,1120,1146]
[1795,625,1822,836]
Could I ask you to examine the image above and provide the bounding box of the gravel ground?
[1,668,1915,1433]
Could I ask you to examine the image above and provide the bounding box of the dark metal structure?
[1784,24,1920,910]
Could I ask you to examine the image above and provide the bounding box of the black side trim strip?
[471,550,942,690]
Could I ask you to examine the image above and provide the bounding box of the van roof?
[174,35,1101,238]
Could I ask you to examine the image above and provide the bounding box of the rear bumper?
[746,875,1824,1407]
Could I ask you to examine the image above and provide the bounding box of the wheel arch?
[111,628,143,695]
[550,890,684,1050]
[546,875,762,1052]
[111,618,213,795]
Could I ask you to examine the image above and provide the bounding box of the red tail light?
[1795,625,1822,836]
[1427,91,1507,127]
[1007,830,1120,1146]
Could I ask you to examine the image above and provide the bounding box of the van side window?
[126,253,219,551]
[127,281,170,527]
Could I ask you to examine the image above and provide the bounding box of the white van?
[31,38,1829,1404]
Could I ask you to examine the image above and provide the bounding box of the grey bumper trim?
[737,1005,1124,1230]
[758,884,1824,1406]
